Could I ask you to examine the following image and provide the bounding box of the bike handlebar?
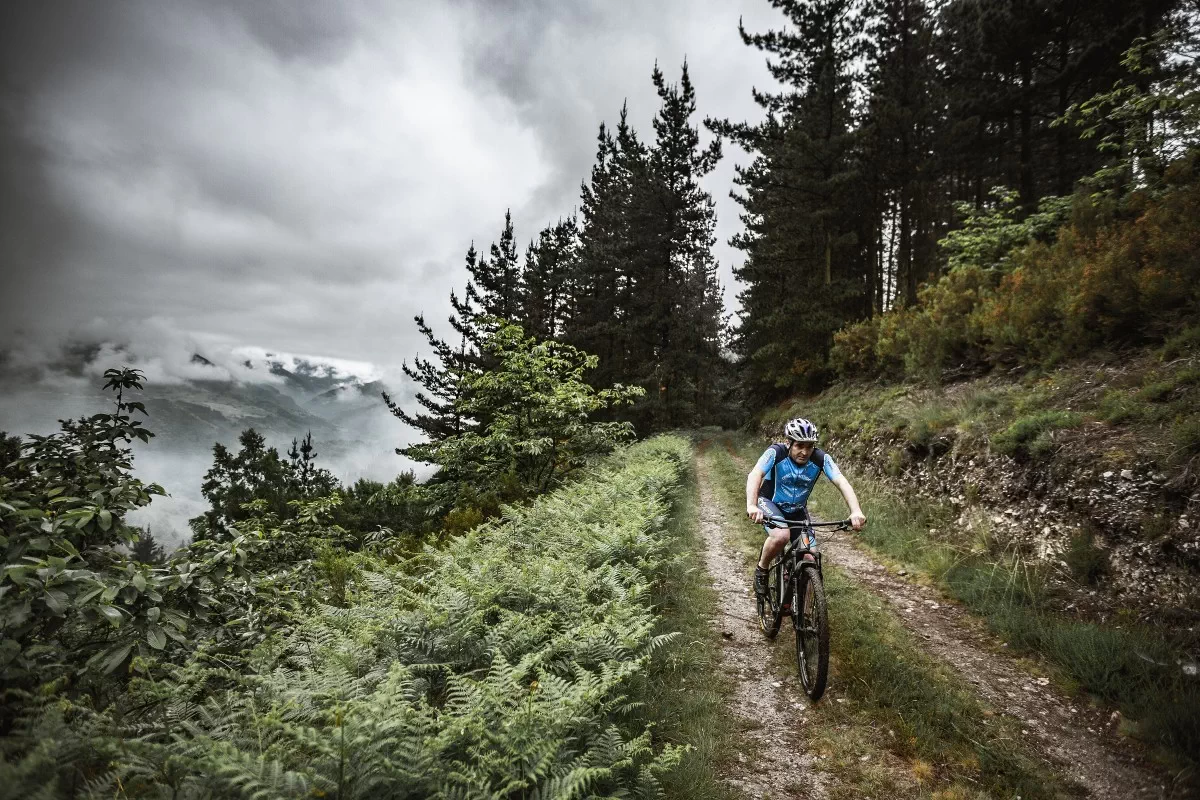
[761,515,851,531]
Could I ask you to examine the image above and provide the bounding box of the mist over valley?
[0,336,423,547]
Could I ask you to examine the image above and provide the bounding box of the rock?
[1183,663,1198,677]
[1103,470,1114,479]
[772,681,782,688]
[1120,469,1134,480]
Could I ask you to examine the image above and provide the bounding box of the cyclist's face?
[789,440,814,463]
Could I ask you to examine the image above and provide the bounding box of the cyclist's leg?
[757,498,790,569]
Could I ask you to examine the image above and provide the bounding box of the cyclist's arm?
[745,467,766,522]
[831,474,867,530]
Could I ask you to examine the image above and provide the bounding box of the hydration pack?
[758,442,827,500]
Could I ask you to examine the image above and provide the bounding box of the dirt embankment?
[763,412,1200,630]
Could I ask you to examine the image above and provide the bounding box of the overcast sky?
[0,0,781,379]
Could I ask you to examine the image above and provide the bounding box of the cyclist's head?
[784,418,818,463]
[784,417,818,444]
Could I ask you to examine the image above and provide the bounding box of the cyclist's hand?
[747,504,765,524]
[850,512,867,531]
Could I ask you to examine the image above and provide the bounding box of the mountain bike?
[756,515,852,701]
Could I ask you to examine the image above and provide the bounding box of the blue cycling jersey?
[755,446,842,511]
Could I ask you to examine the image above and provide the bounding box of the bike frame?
[761,515,850,609]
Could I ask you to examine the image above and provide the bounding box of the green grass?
[991,410,1084,459]
[636,453,739,800]
[735,434,1200,783]
[703,438,1072,799]
[762,345,1200,478]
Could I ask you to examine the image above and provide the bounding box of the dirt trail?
[715,444,1176,799]
[695,453,829,799]
[822,532,1171,799]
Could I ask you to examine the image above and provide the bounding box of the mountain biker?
[746,418,867,598]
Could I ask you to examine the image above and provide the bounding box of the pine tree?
[711,0,870,395]
[861,0,945,307]
[640,62,726,426]
[565,110,646,391]
[463,210,524,322]
[287,431,338,497]
[386,309,476,445]
[521,217,579,341]
[130,526,167,564]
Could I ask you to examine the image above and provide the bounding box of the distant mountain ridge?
[0,346,420,547]
[0,347,412,459]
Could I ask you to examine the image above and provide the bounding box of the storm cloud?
[1,0,778,371]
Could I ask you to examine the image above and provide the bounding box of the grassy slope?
[751,353,1200,783]
[764,344,1200,477]
[703,438,1072,800]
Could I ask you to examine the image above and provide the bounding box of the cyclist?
[746,418,867,598]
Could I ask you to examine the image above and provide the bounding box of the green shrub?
[1099,389,1143,423]
[1064,528,1109,585]
[991,411,1084,459]
[830,317,882,378]
[1,437,697,798]
[828,175,1200,383]
[1171,417,1200,464]
[1160,324,1200,361]
[1138,379,1176,402]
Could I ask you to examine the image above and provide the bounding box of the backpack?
[758,443,826,500]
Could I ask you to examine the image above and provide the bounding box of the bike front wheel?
[758,560,784,639]
[792,566,829,700]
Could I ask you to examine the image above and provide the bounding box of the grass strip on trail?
[734,431,1198,780]
[704,439,1073,800]
[634,446,740,800]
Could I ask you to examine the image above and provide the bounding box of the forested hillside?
[4,0,1200,796]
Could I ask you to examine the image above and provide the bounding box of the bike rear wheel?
[757,560,784,639]
[792,565,829,700]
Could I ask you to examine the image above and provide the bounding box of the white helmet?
[784,417,818,443]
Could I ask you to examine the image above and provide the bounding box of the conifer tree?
[711,0,870,395]
[566,110,645,390]
[130,526,167,564]
[521,217,579,340]
[861,0,944,307]
[462,210,524,322]
[641,62,726,426]
[385,308,476,445]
